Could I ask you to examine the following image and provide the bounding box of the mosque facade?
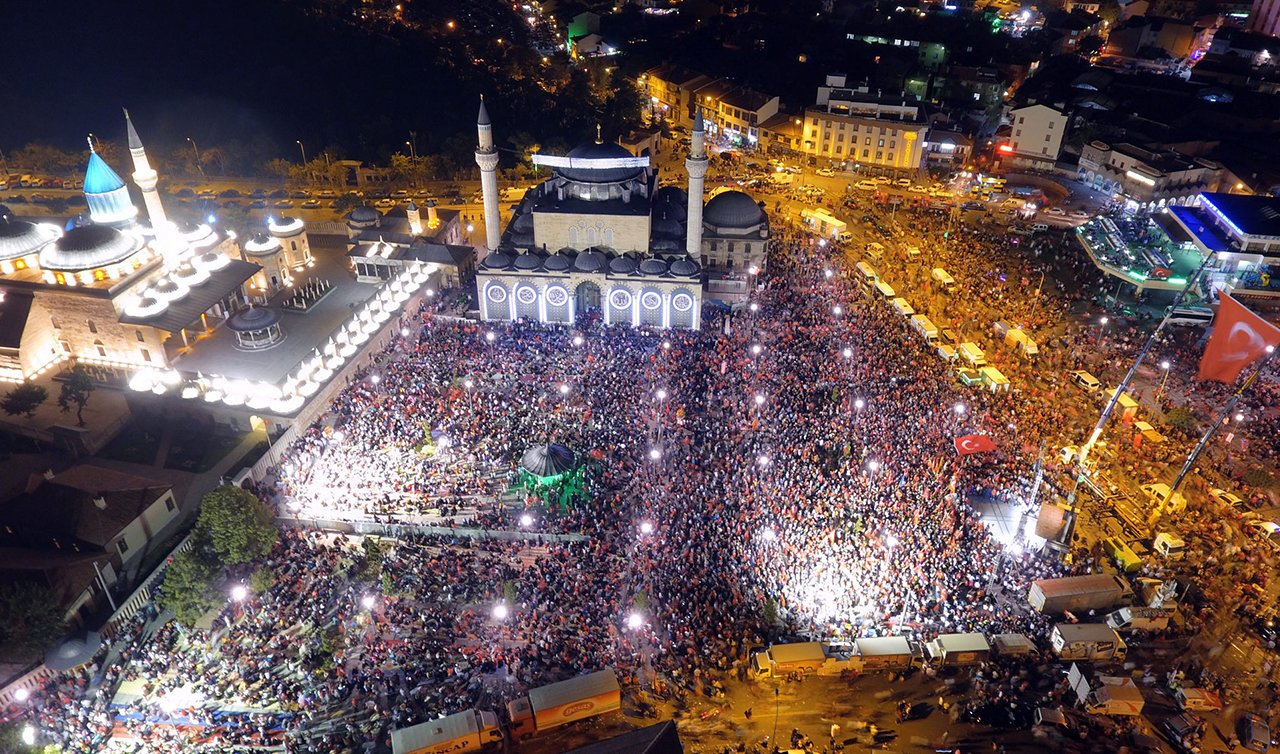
[473,102,769,331]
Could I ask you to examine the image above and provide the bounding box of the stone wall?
[34,290,167,370]
[532,211,651,253]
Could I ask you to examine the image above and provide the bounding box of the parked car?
[269,189,287,199]
[1046,207,1066,216]
[1243,521,1280,553]
[274,199,294,208]
[1071,209,1091,219]
[815,167,835,177]
[895,178,911,187]
[1211,487,1251,510]
[301,199,322,209]
[1238,712,1272,753]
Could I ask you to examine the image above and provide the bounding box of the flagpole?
[1058,249,1217,556]
[1169,350,1274,496]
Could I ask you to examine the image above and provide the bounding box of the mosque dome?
[704,191,765,228]
[557,141,645,184]
[0,217,59,262]
[639,258,669,276]
[82,151,137,226]
[39,225,141,271]
[348,206,380,225]
[480,251,514,270]
[513,251,544,270]
[243,233,282,257]
[608,256,637,274]
[544,253,571,271]
[573,249,608,272]
[669,257,701,277]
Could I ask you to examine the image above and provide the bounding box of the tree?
[1,382,48,419]
[195,486,279,565]
[1165,407,1196,430]
[0,581,66,661]
[333,193,364,214]
[249,566,276,595]
[56,365,94,427]
[158,549,221,627]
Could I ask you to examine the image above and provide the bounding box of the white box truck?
[1027,574,1134,615]
[924,633,991,666]
[506,669,621,741]
[392,710,503,754]
[957,342,986,367]
[1069,664,1145,716]
[1051,623,1128,663]
[991,633,1039,658]
[911,314,939,344]
[931,267,957,293]
[853,636,918,671]
[801,208,848,239]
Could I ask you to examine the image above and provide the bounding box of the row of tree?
[1,365,95,425]
[158,486,280,626]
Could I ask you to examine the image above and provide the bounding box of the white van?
[1153,532,1185,559]
[1164,306,1214,326]
[911,314,939,344]
[1069,370,1102,392]
[1029,222,1050,233]
[873,280,896,298]
[930,267,957,293]
[865,242,885,260]
[958,342,986,367]
[890,297,914,317]
[855,261,878,282]
[906,245,922,261]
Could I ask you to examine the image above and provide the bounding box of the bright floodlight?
[627,612,644,629]
[426,289,436,298]
[370,374,381,384]
[751,344,762,356]
[954,402,966,415]
[639,521,655,535]
[485,331,496,342]
[648,447,662,460]
[22,725,34,746]
[757,454,771,467]
[885,533,899,549]
[842,347,853,359]
[464,379,474,389]
[230,585,248,602]
[519,513,534,527]
[656,388,668,401]
[761,526,777,541]
[573,335,584,346]
[833,305,843,316]
[818,239,827,247]
[1160,360,1170,370]
[749,265,759,275]
[559,383,571,395]
[824,268,833,278]
[400,328,410,337]
[361,594,376,610]
[14,688,29,703]
[493,603,510,620]
[662,340,672,350]
[1100,316,1109,325]
[854,398,865,410]
[867,459,881,472]
[1235,412,1245,422]
[750,303,759,312]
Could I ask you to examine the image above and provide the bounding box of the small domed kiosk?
[518,442,586,512]
[225,306,284,350]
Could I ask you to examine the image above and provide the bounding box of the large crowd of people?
[14,188,1278,753]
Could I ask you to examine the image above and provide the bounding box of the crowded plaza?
[9,187,1280,754]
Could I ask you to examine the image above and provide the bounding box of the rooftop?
[1167,205,1233,251]
[1198,192,1280,238]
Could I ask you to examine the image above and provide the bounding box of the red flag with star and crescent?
[1197,292,1280,383]
[954,434,998,456]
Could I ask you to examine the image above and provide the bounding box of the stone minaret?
[474,98,501,252]
[685,107,709,256]
[124,109,181,257]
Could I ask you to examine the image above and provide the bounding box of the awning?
[118,260,260,331]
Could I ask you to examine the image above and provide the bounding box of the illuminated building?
[1167,192,1280,298]
[1001,104,1066,170]
[474,104,770,328]
[802,75,928,175]
[1078,141,1222,210]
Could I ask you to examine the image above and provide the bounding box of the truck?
[1068,664,1145,716]
[924,632,991,666]
[1105,606,1173,632]
[1027,574,1134,615]
[750,642,852,679]
[1004,328,1039,360]
[911,314,939,345]
[1051,623,1128,663]
[931,267,957,293]
[507,669,622,741]
[853,636,918,671]
[801,208,848,239]
[991,633,1039,658]
[392,710,504,754]
[957,342,986,368]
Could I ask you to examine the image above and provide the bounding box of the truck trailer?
[392,710,503,754]
[1105,606,1173,632]
[801,208,848,239]
[853,636,918,672]
[1027,574,1134,615]
[750,642,853,679]
[1051,623,1127,663]
[924,633,991,666]
[507,669,621,741]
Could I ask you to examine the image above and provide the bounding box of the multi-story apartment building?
[1001,103,1067,169]
[1079,141,1222,209]
[802,74,928,174]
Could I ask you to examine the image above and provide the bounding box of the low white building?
[1003,103,1067,169]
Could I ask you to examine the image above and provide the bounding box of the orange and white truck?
[507,668,622,741]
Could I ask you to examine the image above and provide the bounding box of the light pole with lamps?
[296,139,307,165]
[1096,316,1109,347]
[1157,360,1171,400]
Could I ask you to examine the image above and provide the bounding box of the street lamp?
[361,594,376,610]
[824,268,833,279]
[21,725,35,746]
[867,459,881,472]
[485,331,496,343]
[757,454,771,467]
[753,393,766,407]
[639,520,655,535]
[760,526,777,541]
[954,402,966,415]
[296,139,307,165]
[573,335,585,347]
[1096,316,1109,346]
[519,513,534,527]
[492,603,510,620]
[1158,360,1171,399]
[842,347,853,359]
[14,688,29,703]
[648,447,663,461]
[230,584,248,602]
[627,611,644,630]
[559,382,571,396]
[833,305,843,316]
[751,343,762,357]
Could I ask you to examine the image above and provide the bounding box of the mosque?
[472,101,769,330]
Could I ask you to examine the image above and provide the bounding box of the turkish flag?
[1197,293,1280,383]
[954,434,998,455]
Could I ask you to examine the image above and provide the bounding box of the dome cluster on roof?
[243,233,282,257]
[480,247,700,278]
[703,191,765,229]
[39,224,141,271]
[0,217,60,262]
[226,306,283,332]
[348,206,380,224]
[555,141,646,184]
